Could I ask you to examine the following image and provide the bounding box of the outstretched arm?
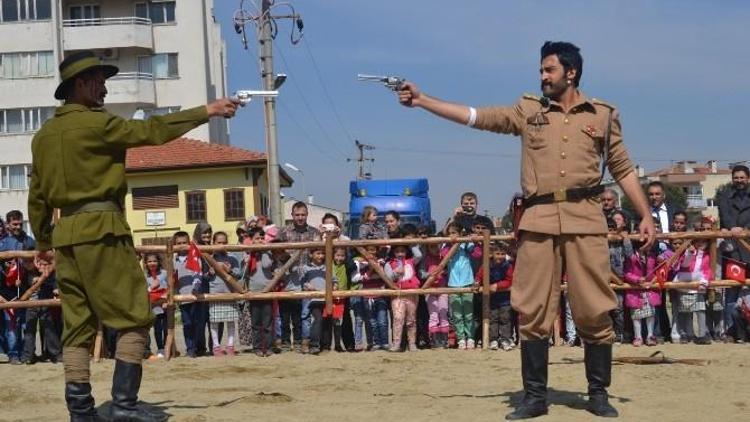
[398,82,471,124]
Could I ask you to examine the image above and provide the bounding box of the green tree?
[622,183,688,222]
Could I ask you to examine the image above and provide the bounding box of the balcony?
[686,194,706,209]
[62,17,153,51]
[106,72,155,106]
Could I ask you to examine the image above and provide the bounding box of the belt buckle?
[553,189,567,202]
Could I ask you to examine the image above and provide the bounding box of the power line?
[276,98,341,164]
[273,40,349,160]
[302,36,354,143]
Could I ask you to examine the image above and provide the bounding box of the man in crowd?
[29,50,239,422]
[446,192,496,235]
[395,41,654,419]
[0,210,36,364]
[277,201,321,353]
[647,180,676,343]
[718,164,750,339]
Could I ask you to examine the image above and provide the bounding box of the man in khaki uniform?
[29,51,239,422]
[397,42,654,419]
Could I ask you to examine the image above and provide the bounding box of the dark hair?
[541,41,583,87]
[321,213,339,226]
[647,181,665,191]
[385,210,400,221]
[672,210,688,220]
[212,231,228,242]
[490,241,509,253]
[172,231,190,243]
[460,192,478,202]
[401,223,418,237]
[388,243,413,260]
[445,222,462,235]
[5,210,23,222]
[247,227,264,238]
[143,252,163,271]
[732,164,750,178]
[291,201,308,212]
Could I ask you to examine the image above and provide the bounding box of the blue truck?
[347,178,434,238]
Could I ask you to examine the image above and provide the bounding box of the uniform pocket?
[525,131,548,149]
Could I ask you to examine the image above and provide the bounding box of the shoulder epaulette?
[522,93,541,101]
[591,98,616,110]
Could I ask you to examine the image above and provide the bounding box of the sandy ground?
[2,340,749,421]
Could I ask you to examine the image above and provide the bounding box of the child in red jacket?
[475,242,514,351]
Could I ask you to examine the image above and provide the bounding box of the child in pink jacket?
[673,238,712,344]
[623,239,661,347]
[384,244,421,352]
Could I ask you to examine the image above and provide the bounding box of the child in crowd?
[732,285,750,343]
[144,253,168,359]
[21,257,61,364]
[358,206,386,240]
[351,245,389,351]
[301,247,333,355]
[173,231,204,358]
[245,227,277,357]
[445,222,476,349]
[384,244,420,352]
[401,223,428,348]
[421,242,449,348]
[623,237,661,347]
[208,231,242,357]
[674,237,712,344]
[475,242,514,351]
[327,247,351,352]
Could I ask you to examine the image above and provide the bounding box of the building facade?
[0,0,229,228]
[125,138,292,246]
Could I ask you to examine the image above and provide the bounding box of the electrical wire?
[301,36,354,143]
[276,98,341,165]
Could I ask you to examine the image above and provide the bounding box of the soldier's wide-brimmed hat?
[54,51,119,100]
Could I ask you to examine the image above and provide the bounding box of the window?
[137,53,178,78]
[0,107,54,134]
[1,0,52,22]
[0,51,54,78]
[132,185,178,210]
[142,106,181,118]
[224,189,245,221]
[69,4,100,20]
[141,236,173,246]
[135,1,175,24]
[0,164,30,190]
[186,191,206,222]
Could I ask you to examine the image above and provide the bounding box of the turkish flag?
[654,262,669,289]
[3,260,19,287]
[724,258,747,283]
[185,242,203,273]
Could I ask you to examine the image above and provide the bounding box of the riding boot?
[505,339,549,420]
[584,343,618,417]
[66,382,98,422]
[110,360,167,422]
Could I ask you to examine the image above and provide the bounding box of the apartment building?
[0,0,229,226]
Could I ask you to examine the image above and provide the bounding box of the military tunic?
[28,104,209,347]
[474,93,635,343]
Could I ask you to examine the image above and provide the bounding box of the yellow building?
[124,138,292,245]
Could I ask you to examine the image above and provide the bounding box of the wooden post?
[163,243,176,361]
[354,246,399,290]
[481,231,490,350]
[93,323,104,362]
[422,243,459,289]
[202,252,246,293]
[262,251,301,293]
[324,235,334,315]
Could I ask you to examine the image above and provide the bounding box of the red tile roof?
[647,164,731,177]
[126,138,267,172]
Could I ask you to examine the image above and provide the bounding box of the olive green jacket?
[28,104,209,250]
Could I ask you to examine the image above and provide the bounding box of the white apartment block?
[0,0,229,225]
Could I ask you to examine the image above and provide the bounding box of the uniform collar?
[545,90,597,113]
[55,104,105,116]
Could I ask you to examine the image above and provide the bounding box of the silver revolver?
[357,74,405,91]
[233,90,279,106]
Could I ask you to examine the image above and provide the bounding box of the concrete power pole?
[348,140,375,180]
[259,0,283,226]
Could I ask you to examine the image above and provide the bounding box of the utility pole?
[348,140,375,180]
[259,0,282,225]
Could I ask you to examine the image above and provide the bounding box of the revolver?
[233,90,279,106]
[357,74,405,91]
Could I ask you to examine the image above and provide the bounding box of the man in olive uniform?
[28,51,240,422]
[396,42,655,419]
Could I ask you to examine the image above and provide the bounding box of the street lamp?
[284,162,309,203]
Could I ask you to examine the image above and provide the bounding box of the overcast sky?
[216,0,750,223]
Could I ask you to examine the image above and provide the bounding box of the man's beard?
[541,79,568,99]
[734,182,748,191]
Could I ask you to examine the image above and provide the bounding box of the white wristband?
[467,107,477,127]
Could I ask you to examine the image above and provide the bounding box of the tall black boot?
[584,343,618,417]
[505,339,549,420]
[66,382,98,422]
[110,360,167,422]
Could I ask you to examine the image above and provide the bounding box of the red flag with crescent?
[724,258,746,283]
[185,242,203,273]
[654,262,669,289]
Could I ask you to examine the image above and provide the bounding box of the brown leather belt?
[524,185,604,208]
[60,200,122,217]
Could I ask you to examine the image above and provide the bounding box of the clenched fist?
[206,98,241,118]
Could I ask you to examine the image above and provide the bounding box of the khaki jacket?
[475,92,634,235]
[28,104,209,249]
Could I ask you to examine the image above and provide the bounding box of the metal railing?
[109,72,154,81]
[62,17,152,27]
